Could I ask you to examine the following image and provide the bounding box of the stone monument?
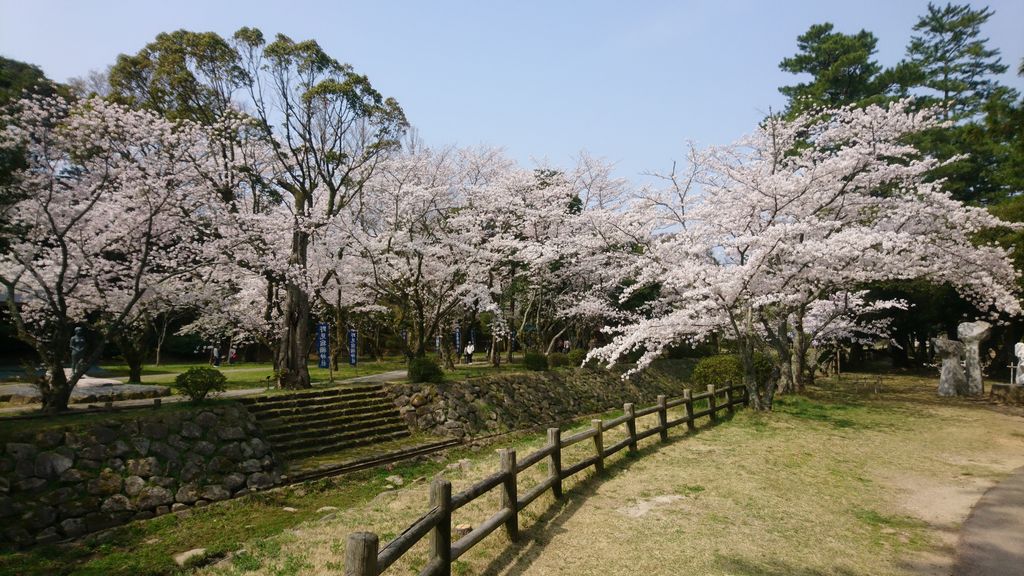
[1015,342,1024,386]
[70,327,87,376]
[933,335,966,397]
[957,321,991,395]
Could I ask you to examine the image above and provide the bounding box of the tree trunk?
[153,315,170,366]
[277,282,312,389]
[278,221,312,389]
[506,299,516,364]
[739,337,767,410]
[490,333,501,367]
[740,310,772,410]
[792,319,811,393]
[440,331,456,370]
[545,327,569,356]
[115,332,147,384]
[41,358,71,412]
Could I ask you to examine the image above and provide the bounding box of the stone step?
[243,385,412,464]
[249,396,394,419]
[242,388,386,413]
[263,413,406,444]
[259,405,401,435]
[238,384,385,405]
[274,425,411,459]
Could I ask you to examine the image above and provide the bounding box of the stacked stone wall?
[0,404,281,547]
[390,363,691,439]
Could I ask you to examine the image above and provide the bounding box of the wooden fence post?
[547,428,563,499]
[726,386,735,415]
[625,403,637,452]
[707,385,717,423]
[683,389,695,432]
[344,532,378,576]
[743,385,750,407]
[592,419,604,473]
[499,449,519,542]
[657,395,668,442]
[430,478,452,576]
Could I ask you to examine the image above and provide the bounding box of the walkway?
[953,465,1024,576]
[0,369,408,415]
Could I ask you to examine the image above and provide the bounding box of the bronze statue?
[70,326,86,375]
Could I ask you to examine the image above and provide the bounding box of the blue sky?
[2,1,1022,183]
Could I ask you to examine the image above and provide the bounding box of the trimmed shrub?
[174,367,227,403]
[408,357,444,383]
[547,352,570,368]
[567,348,587,367]
[523,351,549,371]
[691,353,774,389]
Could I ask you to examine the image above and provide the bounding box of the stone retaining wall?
[0,404,282,547]
[390,363,691,439]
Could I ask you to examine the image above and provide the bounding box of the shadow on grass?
[773,396,863,429]
[714,556,862,576]
[476,412,737,576]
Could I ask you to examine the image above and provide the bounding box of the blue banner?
[455,329,462,353]
[316,323,330,369]
[348,328,358,366]
[435,334,441,354]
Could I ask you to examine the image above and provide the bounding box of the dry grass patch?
[196,374,1024,576]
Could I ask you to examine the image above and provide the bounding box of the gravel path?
[0,370,408,414]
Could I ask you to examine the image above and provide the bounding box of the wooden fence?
[344,383,748,575]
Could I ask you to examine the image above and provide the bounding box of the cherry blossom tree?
[326,146,512,367]
[0,95,215,411]
[450,151,649,362]
[591,100,1020,409]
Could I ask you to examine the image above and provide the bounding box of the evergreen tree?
[906,2,1007,122]
[778,23,911,114]
[904,3,1014,205]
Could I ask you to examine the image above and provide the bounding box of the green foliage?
[108,30,247,124]
[173,367,227,403]
[903,3,1014,205]
[0,56,61,106]
[523,351,549,372]
[567,348,587,367]
[906,3,1006,121]
[547,352,570,367]
[408,357,443,383]
[778,23,901,114]
[691,354,773,389]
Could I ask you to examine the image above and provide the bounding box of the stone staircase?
[238,385,410,462]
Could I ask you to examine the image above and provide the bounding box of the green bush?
[523,351,549,371]
[174,367,227,403]
[691,353,774,389]
[408,357,444,383]
[547,352,570,367]
[567,348,587,367]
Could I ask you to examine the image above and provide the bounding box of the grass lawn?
[3,371,1021,575]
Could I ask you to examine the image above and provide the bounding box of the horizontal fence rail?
[344,383,748,576]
